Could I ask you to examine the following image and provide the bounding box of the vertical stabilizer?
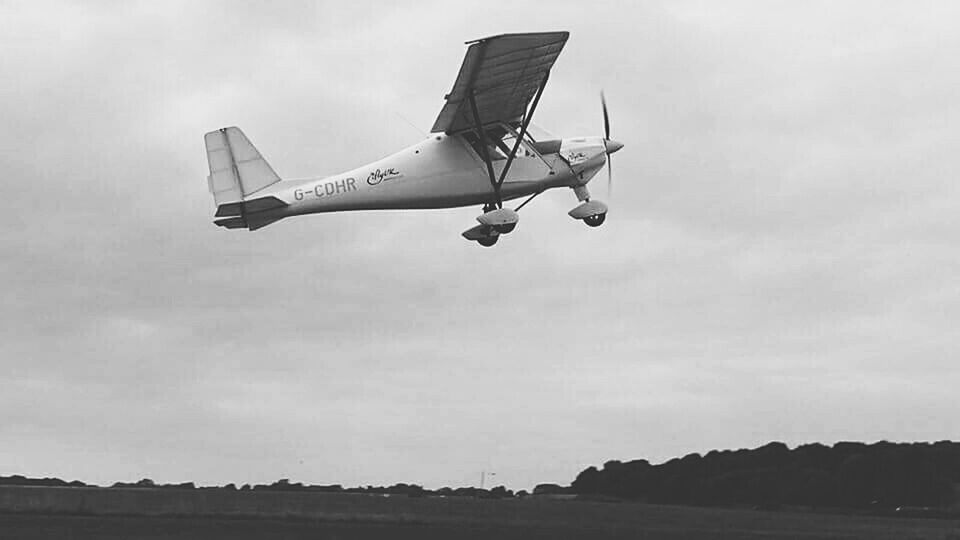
[205,127,281,206]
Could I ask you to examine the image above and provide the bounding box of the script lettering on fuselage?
[366,167,402,186]
[563,151,589,165]
[293,177,358,201]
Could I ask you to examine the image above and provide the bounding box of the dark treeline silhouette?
[243,480,523,499]
[572,441,960,509]
[5,441,957,510]
[0,475,88,488]
[111,478,196,490]
[0,475,523,499]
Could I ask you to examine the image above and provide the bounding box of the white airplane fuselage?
[248,130,609,225]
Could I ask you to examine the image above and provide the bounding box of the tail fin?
[205,127,281,206]
[205,127,288,230]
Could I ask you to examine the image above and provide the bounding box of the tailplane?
[204,127,287,230]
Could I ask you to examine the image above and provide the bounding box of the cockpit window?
[462,124,539,161]
[499,132,537,158]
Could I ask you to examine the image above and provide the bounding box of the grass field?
[1,487,959,539]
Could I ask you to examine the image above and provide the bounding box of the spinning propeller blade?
[601,91,613,195]
[607,151,612,193]
[602,91,611,140]
[600,92,623,197]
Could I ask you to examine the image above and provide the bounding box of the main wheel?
[477,236,499,247]
[584,213,606,227]
[494,222,517,234]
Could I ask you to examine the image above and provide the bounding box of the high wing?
[431,31,569,134]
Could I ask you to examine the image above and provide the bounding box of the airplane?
[203,31,623,247]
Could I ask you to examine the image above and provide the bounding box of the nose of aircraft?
[605,139,624,155]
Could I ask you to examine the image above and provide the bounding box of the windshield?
[461,124,540,161]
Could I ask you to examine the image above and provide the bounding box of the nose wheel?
[569,197,608,228]
[584,213,606,227]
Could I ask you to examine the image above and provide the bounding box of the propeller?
[601,92,623,196]
[602,91,611,139]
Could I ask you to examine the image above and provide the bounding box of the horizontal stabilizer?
[213,196,288,231]
[215,202,244,218]
[213,213,283,231]
[215,196,287,217]
[214,217,247,229]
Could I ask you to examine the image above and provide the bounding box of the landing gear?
[584,213,606,227]
[568,196,608,228]
[462,223,501,247]
[462,73,548,249]
[463,206,518,245]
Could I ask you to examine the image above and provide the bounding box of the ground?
[3,499,960,540]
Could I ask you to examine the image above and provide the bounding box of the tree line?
[0,475,527,499]
[4,440,957,509]
[571,441,960,509]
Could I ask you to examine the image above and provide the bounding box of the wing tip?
[465,30,569,46]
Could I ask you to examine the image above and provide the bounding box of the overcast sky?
[1,1,958,490]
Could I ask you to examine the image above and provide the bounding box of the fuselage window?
[462,124,537,161]
[498,133,536,158]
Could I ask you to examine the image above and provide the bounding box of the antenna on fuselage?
[392,110,427,138]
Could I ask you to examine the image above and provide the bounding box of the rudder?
[205,127,281,206]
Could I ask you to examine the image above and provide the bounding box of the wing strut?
[497,71,549,193]
[468,71,551,210]
[467,91,502,209]
[513,189,544,212]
